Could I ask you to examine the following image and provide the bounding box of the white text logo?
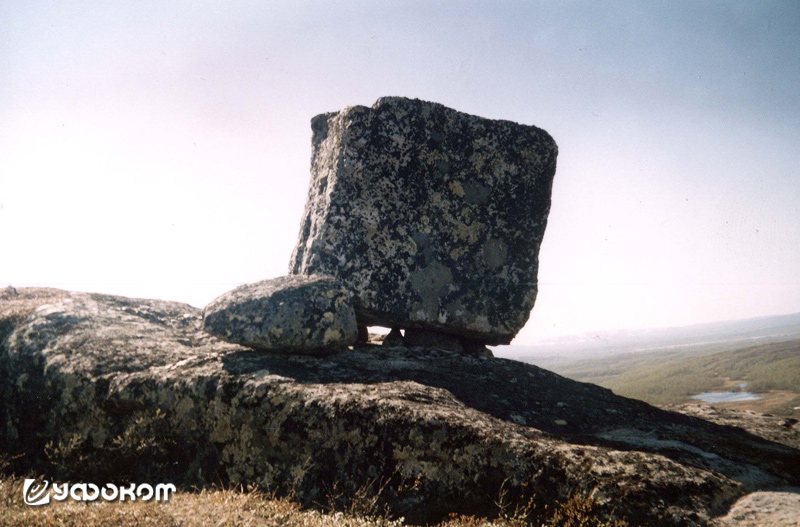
[23,479,176,506]
[23,479,51,506]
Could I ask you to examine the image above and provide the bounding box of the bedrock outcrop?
[2,288,800,526]
[289,97,558,345]
[203,275,357,354]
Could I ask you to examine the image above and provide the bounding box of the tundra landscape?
[510,313,800,414]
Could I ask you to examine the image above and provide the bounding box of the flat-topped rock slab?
[3,288,800,526]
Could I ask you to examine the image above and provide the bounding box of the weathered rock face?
[203,275,357,354]
[289,97,558,345]
[2,288,800,526]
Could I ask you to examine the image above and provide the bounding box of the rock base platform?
[2,288,799,526]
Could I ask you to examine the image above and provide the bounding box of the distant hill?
[597,339,800,410]
[500,311,800,362]
[501,313,800,415]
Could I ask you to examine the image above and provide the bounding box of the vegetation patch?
[0,463,628,527]
[547,340,800,413]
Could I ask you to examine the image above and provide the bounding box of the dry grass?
[0,472,630,527]
[0,476,399,527]
[0,449,627,527]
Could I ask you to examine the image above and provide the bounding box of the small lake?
[691,391,761,403]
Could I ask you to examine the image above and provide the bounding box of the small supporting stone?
[462,339,494,358]
[404,328,463,352]
[382,328,404,347]
[357,325,370,345]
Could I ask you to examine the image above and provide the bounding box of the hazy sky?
[2,1,798,343]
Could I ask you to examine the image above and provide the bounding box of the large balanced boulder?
[2,288,800,526]
[203,275,357,355]
[289,97,558,345]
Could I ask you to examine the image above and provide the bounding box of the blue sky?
[1,1,798,343]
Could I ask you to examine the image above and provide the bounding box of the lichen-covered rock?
[203,275,357,354]
[2,288,800,526]
[289,97,558,345]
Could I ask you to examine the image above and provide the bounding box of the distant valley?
[499,313,800,415]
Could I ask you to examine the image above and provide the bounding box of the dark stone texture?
[289,97,558,345]
[356,324,369,344]
[462,339,494,357]
[403,328,463,352]
[203,275,357,355]
[382,328,404,347]
[2,288,800,526]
